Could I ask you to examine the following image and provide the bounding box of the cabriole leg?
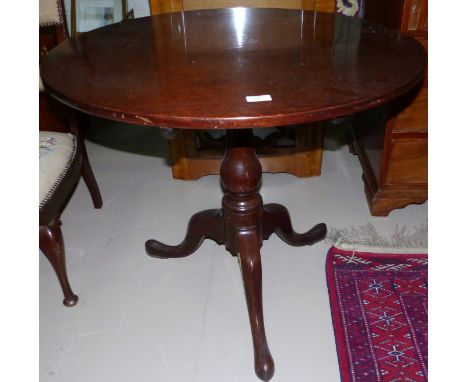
[237,229,274,381]
[39,218,78,307]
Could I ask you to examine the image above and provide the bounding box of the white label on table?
[245,95,272,102]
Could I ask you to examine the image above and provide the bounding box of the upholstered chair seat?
[39,131,80,214]
[39,131,82,306]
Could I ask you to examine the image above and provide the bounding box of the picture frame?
[71,0,128,37]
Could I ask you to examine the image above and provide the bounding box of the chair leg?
[69,111,103,209]
[39,219,78,307]
[80,135,103,209]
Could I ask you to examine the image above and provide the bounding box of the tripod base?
[146,129,326,381]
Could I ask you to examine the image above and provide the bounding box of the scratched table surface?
[41,8,426,129]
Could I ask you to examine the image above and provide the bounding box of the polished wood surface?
[41,8,426,379]
[150,0,336,13]
[40,219,79,307]
[41,8,426,130]
[68,110,104,208]
[350,106,428,216]
[148,3,327,181]
[146,129,326,380]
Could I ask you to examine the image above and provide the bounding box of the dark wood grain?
[40,218,79,307]
[41,7,427,378]
[149,0,337,14]
[41,8,426,129]
[145,129,326,380]
[262,203,326,245]
[145,209,225,257]
[236,228,274,381]
[350,0,428,216]
[68,110,103,208]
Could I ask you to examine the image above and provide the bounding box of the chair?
[39,132,82,307]
[39,0,103,209]
[40,0,103,306]
[149,1,336,180]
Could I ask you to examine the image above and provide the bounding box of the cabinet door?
[391,83,428,133]
[386,140,428,185]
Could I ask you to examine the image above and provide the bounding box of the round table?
[41,8,426,381]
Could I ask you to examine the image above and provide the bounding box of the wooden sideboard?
[350,0,428,216]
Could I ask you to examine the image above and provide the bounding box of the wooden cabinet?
[350,0,428,216]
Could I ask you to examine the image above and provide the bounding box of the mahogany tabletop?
[40,8,426,130]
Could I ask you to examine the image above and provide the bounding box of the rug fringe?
[325,221,428,253]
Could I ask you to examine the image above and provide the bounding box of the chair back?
[39,0,68,123]
[39,0,68,48]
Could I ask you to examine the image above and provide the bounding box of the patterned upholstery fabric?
[39,0,63,25]
[39,132,77,208]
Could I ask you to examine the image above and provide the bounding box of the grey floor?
[39,121,427,382]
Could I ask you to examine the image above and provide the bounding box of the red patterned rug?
[326,246,428,382]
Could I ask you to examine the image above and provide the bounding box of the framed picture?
[71,0,128,37]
